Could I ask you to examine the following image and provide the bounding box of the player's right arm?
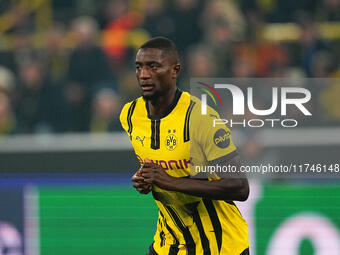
[120,101,152,195]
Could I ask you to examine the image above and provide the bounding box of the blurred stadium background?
[0,0,339,254]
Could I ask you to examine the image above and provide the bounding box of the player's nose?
[139,67,151,79]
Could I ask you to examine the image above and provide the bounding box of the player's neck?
[148,87,177,117]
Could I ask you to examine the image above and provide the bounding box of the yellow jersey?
[120,89,249,255]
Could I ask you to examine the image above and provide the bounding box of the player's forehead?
[135,48,168,63]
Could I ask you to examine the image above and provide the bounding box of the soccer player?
[120,37,249,255]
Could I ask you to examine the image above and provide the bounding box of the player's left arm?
[141,102,249,201]
[141,156,249,201]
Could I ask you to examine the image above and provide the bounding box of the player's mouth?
[141,84,155,92]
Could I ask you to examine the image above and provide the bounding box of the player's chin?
[142,91,156,101]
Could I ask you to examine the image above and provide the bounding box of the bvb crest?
[166,129,177,151]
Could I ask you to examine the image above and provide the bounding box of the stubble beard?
[142,90,163,102]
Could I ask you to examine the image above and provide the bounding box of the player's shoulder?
[187,93,220,120]
[119,96,144,122]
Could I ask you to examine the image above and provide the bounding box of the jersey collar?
[146,88,183,120]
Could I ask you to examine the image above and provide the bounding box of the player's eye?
[149,63,158,69]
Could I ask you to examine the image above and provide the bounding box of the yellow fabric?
[120,91,249,254]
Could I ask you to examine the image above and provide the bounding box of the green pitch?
[38,186,158,255]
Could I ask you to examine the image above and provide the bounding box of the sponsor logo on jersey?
[166,130,177,151]
[214,129,230,148]
[136,154,192,170]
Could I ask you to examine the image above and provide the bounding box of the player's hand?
[140,158,174,188]
[132,165,152,194]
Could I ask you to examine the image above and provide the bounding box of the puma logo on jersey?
[136,136,145,146]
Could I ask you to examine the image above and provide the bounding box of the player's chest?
[130,117,191,174]
[130,117,189,154]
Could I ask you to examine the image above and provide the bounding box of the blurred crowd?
[0,0,340,135]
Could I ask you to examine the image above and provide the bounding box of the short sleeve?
[191,102,238,165]
[119,102,132,133]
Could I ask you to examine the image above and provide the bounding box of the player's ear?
[172,64,181,78]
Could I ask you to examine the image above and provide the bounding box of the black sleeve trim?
[184,100,196,142]
[127,100,137,140]
[207,150,238,165]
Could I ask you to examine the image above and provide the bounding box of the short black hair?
[139,37,179,64]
